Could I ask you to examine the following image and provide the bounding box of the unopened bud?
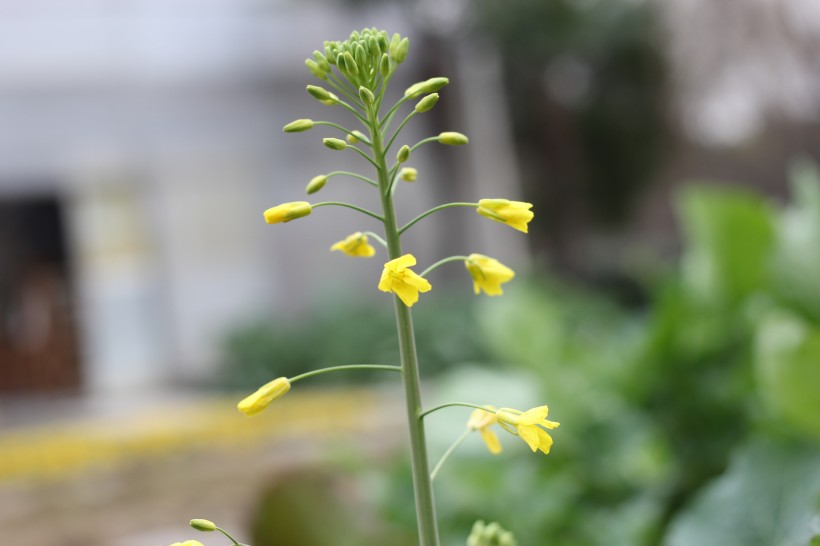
[415,93,439,113]
[438,131,469,146]
[346,130,367,144]
[323,137,347,151]
[305,174,328,195]
[282,119,314,133]
[397,145,411,163]
[404,77,449,98]
[306,85,333,102]
[313,51,331,72]
[305,59,326,80]
[399,167,417,182]
[190,519,216,532]
[355,44,367,68]
[343,51,359,76]
[393,37,409,63]
[379,53,390,79]
[359,86,375,106]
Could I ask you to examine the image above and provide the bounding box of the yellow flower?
[495,405,559,454]
[170,541,204,546]
[237,377,291,417]
[263,202,312,224]
[330,232,376,258]
[476,199,534,233]
[467,406,502,454]
[465,254,515,296]
[378,254,431,307]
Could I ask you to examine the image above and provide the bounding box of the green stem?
[381,95,412,130]
[410,137,440,153]
[347,145,380,169]
[419,402,492,420]
[385,111,417,152]
[289,364,401,383]
[315,122,371,146]
[430,429,470,481]
[326,77,365,109]
[312,201,384,222]
[419,256,470,278]
[398,203,477,235]
[327,170,378,188]
[368,92,441,546]
[362,231,388,249]
[215,527,241,545]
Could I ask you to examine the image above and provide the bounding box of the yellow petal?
[237,377,291,417]
[467,406,497,430]
[536,427,554,454]
[480,428,502,454]
[516,424,541,452]
[518,405,549,425]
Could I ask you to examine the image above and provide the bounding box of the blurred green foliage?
[240,163,820,546]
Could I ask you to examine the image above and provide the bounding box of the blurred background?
[1,0,819,545]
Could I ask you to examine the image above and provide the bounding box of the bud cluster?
[467,520,517,546]
[306,28,409,91]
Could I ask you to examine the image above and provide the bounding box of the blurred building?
[0,0,526,396]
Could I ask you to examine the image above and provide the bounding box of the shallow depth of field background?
[1,1,819,545]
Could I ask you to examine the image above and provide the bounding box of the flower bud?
[359,86,375,106]
[305,59,326,80]
[404,77,449,98]
[346,130,367,144]
[190,519,216,532]
[238,377,291,416]
[282,119,314,133]
[355,44,367,68]
[343,51,359,76]
[389,33,401,58]
[323,137,347,151]
[397,145,411,163]
[313,51,331,72]
[399,167,417,182]
[392,37,409,63]
[438,131,469,145]
[263,202,312,224]
[414,93,439,113]
[379,53,390,80]
[305,174,328,195]
[306,85,333,102]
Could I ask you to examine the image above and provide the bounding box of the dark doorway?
[0,197,81,392]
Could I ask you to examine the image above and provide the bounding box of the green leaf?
[664,439,820,546]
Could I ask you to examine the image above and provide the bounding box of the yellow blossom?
[263,202,312,224]
[476,199,534,233]
[237,377,291,417]
[464,254,515,296]
[378,254,431,307]
[495,405,559,454]
[467,406,502,454]
[170,541,204,546]
[330,232,376,258]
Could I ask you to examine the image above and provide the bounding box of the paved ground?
[0,386,406,546]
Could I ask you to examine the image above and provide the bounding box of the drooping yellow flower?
[330,232,376,258]
[377,254,431,307]
[476,199,534,233]
[237,377,291,417]
[170,541,204,546]
[464,254,515,296]
[263,202,312,224]
[467,406,502,454]
[495,405,559,454]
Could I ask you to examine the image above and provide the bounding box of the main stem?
[368,105,441,546]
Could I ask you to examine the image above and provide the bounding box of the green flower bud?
[313,51,331,72]
[397,145,411,163]
[346,130,367,144]
[405,77,450,98]
[355,44,367,68]
[305,59,327,80]
[305,174,328,195]
[393,37,409,63]
[343,51,358,76]
[399,167,417,182]
[359,86,375,106]
[323,137,347,151]
[190,519,217,532]
[379,53,390,79]
[438,131,469,145]
[389,33,401,58]
[378,33,390,54]
[306,85,333,102]
[282,119,314,133]
[415,93,439,113]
